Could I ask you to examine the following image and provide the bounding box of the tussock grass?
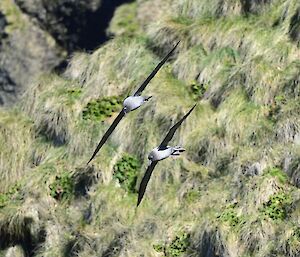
[65,37,155,99]
[108,2,141,37]
[173,0,243,19]
[0,109,33,192]
[2,0,300,256]
[0,197,46,254]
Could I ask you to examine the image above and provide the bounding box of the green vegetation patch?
[0,0,26,33]
[285,226,300,254]
[189,80,209,100]
[0,183,21,208]
[263,167,288,184]
[183,189,201,203]
[166,232,191,257]
[218,204,244,227]
[113,154,141,193]
[82,96,122,121]
[260,192,293,220]
[153,231,191,257]
[65,88,82,100]
[108,2,140,37]
[49,171,74,201]
[55,87,83,106]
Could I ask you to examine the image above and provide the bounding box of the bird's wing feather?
[87,110,125,164]
[137,161,158,207]
[159,104,196,148]
[133,41,180,96]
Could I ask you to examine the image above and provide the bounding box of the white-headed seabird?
[137,104,196,206]
[87,41,180,164]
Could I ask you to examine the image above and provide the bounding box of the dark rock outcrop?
[0,68,15,105]
[0,11,7,41]
[15,0,133,52]
[289,7,300,45]
[197,227,229,257]
[15,0,103,51]
[241,0,272,14]
[0,22,64,105]
[283,155,300,188]
[0,0,133,105]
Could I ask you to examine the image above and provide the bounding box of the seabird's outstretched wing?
[137,161,158,207]
[159,104,196,148]
[87,109,125,164]
[133,41,180,96]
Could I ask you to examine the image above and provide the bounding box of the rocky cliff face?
[0,0,300,257]
[0,0,130,105]
[14,0,103,51]
[0,1,65,105]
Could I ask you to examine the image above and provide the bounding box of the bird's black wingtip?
[189,103,197,112]
[174,41,180,49]
[86,158,93,166]
[137,193,144,207]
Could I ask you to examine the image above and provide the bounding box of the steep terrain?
[0,0,300,256]
[0,0,131,105]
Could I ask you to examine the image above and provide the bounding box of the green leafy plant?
[166,232,191,257]
[153,232,191,257]
[190,80,209,99]
[113,154,141,193]
[183,190,201,203]
[0,194,9,208]
[264,167,288,184]
[109,2,140,37]
[260,192,292,220]
[275,94,286,104]
[67,88,82,98]
[218,204,244,227]
[49,171,74,201]
[0,183,21,208]
[82,96,122,121]
[265,102,281,123]
[153,243,165,253]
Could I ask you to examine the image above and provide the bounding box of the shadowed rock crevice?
[0,68,16,105]
[15,0,134,52]
[0,216,46,257]
[197,228,229,257]
[289,7,300,45]
[102,231,128,257]
[241,0,272,14]
[0,11,7,41]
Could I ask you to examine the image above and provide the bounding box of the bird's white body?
[149,146,173,161]
[123,96,146,113]
[148,146,185,161]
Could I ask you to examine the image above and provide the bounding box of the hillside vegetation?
[0,0,300,256]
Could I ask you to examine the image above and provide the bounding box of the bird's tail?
[144,96,152,102]
[171,146,185,156]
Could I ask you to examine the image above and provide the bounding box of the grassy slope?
[0,0,300,256]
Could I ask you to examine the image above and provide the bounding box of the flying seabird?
[87,41,180,164]
[137,104,196,206]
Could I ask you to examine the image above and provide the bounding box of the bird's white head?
[148,153,154,161]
